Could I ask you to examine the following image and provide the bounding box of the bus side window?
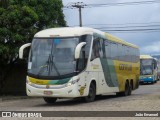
[110,42,118,60]
[99,38,105,58]
[153,59,157,69]
[77,47,85,71]
[78,35,93,70]
[135,49,140,62]
[83,35,92,64]
[124,45,131,62]
[118,43,122,61]
[132,48,136,62]
[104,40,111,58]
[90,36,108,61]
[101,38,106,58]
[91,38,102,60]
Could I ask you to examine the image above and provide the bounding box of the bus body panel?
[21,27,140,99]
[85,58,119,95]
[114,60,140,91]
[26,83,80,98]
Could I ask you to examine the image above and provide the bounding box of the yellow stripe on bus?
[28,77,49,85]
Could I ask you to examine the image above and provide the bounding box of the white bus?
[19,27,140,103]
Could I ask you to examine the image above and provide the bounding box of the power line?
[87,0,160,7]
[69,21,160,28]
[94,24,160,29]
[79,22,160,26]
[105,30,160,33]
[106,30,160,33]
[64,1,160,33]
[64,0,160,9]
[98,28,160,31]
[69,23,160,30]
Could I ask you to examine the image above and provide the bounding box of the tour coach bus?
[19,27,140,103]
[139,55,158,84]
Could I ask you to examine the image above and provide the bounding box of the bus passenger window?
[104,40,111,58]
[77,47,85,71]
[91,36,106,61]
[99,38,105,58]
[91,39,100,60]
[110,42,118,60]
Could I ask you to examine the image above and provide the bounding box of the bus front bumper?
[139,77,154,83]
[26,83,81,98]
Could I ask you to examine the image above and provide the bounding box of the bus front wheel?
[84,83,96,102]
[43,97,57,104]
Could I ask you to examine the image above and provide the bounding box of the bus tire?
[118,81,130,96]
[84,82,96,102]
[128,84,132,96]
[43,97,57,104]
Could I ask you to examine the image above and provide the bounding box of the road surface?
[0,81,160,120]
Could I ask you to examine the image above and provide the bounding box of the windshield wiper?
[37,55,50,76]
[37,54,60,76]
[49,54,60,76]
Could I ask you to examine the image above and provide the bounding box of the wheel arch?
[86,79,97,96]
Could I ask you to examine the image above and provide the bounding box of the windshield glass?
[140,59,153,75]
[28,37,79,78]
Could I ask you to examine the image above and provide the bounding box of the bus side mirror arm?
[75,42,86,59]
[19,43,31,59]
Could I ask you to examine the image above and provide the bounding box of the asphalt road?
[0,81,160,120]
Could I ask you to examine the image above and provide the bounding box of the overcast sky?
[62,0,160,55]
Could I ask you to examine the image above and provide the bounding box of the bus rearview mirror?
[19,43,31,59]
[75,42,86,59]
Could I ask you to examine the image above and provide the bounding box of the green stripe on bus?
[48,77,71,85]
[100,58,118,87]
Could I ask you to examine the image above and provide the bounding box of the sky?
[62,0,160,55]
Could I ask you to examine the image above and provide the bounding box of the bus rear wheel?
[128,84,132,95]
[43,97,57,103]
[123,81,130,96]
[116,81,131,96]
[84,83,96,102]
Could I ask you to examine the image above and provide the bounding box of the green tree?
[0,0,9,8]
[0,0,66,65]
[0,0,66,94]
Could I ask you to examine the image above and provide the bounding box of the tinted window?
[110,42,118,60]
[104,40,111,58]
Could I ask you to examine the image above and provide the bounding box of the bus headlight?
[66,76,80,87]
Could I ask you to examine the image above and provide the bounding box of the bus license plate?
[44,91,53,95]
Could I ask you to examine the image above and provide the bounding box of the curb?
[0,96,39,102]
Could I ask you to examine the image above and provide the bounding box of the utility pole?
[66,2,86,27]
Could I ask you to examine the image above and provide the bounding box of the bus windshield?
[140,59,153,75]
[28,37,79,79]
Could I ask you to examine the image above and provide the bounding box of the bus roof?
[34,27,138,49]
[140,55,153,59]
[105,33,138,49]
[34,27,104,37]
